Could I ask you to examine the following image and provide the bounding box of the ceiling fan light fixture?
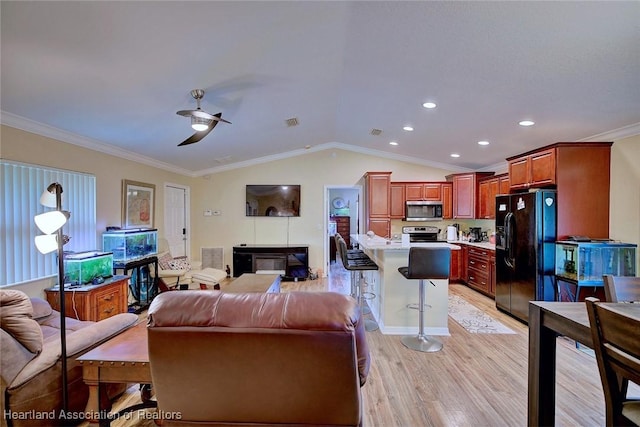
[191,116,210,132]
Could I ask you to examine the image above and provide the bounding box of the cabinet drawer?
[467,270,490,292]
[95,289,122,321]
[468,256,489,273]
[468,247,491,258]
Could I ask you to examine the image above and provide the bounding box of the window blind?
[0,160,96,287]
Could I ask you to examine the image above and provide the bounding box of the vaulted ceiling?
[2,1,639,176]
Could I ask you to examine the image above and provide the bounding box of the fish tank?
[102,228,158,264]
[64,251,113,285]
[555,240,637,284]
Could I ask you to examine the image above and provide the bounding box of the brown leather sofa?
[147,290,371,426]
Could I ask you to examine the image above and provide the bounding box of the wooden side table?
[45,275,129,321]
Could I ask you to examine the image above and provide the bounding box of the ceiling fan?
[176,89,231,146]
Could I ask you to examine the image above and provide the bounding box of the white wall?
[189,148,453,275]
[609,134,640,273]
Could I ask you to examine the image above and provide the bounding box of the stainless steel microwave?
[405,201,443,221]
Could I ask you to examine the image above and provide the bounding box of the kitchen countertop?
[448,240,496,251]
[352,234,462,251]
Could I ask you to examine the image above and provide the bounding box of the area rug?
[448,295,516,334]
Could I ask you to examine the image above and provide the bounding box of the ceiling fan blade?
[177,120,219,146]
[177,109,231,124]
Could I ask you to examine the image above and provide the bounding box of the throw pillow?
[168,258,191,271]
[158,252,174,270]
[30,297,53,320]
[0,290,43,354]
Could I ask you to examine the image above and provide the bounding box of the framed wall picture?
[122,179,155,228]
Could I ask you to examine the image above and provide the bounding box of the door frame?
[324,185,363,277]
[163,182,191,259]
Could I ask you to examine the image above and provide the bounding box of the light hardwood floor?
[102,261,611,427]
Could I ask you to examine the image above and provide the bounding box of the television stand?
[232,245,309,279]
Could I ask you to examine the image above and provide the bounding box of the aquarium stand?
[113,255,159,314]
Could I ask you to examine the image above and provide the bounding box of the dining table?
[528,300,640,426]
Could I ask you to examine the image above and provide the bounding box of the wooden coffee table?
[221,273,281,293]
[78,273,281,425]
[78,322,151,426]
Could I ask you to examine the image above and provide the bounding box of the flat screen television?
[246,185,300,217]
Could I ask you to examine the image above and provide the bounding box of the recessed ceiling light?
[389,141,398,146]
[519,120,535,126]
[422,102,437,109]
[450,153,460,158]
[403,126,414,131]
[477,140,490,146]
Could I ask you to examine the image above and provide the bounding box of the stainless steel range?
[402,226,444,243]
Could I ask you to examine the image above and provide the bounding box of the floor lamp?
[34,183,70,413]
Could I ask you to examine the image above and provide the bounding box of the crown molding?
[579,121,640,142]
[0,111,195,177]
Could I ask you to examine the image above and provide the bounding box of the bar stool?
[334,233,369,299]
[398,246,451,352]
[337,236,379,331]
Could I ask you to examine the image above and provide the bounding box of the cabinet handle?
[470,260,475,265]
[102,295,113,301]
[469,275,475,281]
[103,307,114,314]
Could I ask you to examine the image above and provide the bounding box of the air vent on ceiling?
[370,128,383,136]
[285,117,299,127]
[214,155,233,163]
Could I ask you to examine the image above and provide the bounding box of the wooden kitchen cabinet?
[460,244,469,284]
[506,142,613,239]
[442,182,453,219]
[508,147,556,190]
[405,183,424,200]
[446,172,494,219]
[466,246,495,297]
[449,247,461,282]
[498,174,510,195]
[390,183,405,219]
[478,173,508,219]
[399,182,444,201]
[45,275,129,321]
[364,172,391,238]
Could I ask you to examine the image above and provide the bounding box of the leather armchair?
[147,290,370,426]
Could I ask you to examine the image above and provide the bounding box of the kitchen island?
[351,234,460,336]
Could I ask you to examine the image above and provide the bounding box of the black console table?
[232,245,309,279]
[113,255,158,313]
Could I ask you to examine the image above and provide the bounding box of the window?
[0,160,96,287]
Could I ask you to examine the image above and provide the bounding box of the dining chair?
[603,275,640,303]
[585,297,640,426]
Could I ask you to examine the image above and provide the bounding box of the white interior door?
[164,184,190,258]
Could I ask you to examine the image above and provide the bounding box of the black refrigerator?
[495,190,557,323]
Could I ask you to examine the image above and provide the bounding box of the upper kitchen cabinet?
[390,183,405,219]
[364,172,392,238]
[405,183,442,201]
[498,174,510,195]
[478,173,509,219]
[446,172,494,219]
[508,147,556,190]
[506,142,613,239]
[442,182,453,219]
